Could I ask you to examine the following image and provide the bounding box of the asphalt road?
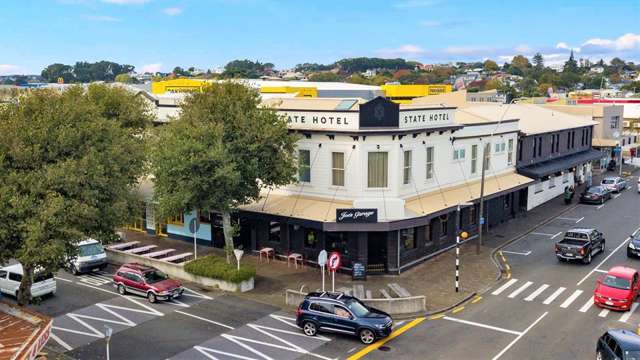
[352,175,640,360]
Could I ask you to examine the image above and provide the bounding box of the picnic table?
[144,249,176,259]
[163,252,192,263]
[125,245,158,254]
[287,253,304,269]
[259,247,274,263]
[107,241,139,251]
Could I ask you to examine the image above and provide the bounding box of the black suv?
[296,292,393,344]
[597,329,640,360]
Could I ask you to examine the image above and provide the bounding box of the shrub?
[184,255,256,284]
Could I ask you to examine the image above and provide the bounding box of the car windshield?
[626,350,640,360]
[143,270,169,284]
[346,299,370,317]
[602,275,631,290]
[602,179,615,184]
[34,272,53,283]
[79,243,104,257]
[587,187,603,194]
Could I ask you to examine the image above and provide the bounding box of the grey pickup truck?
[555,228,606,264]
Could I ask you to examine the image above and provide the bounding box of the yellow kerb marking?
[428,314,445,320]
[452,306,465,313]
[346,317,426,360]
[471,296,482,303]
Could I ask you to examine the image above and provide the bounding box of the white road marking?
[524,284,549,302]
[597,204,605,210]
[442,316,521,336]
[579,297,595,313]
[614,194,621,199]
[543,287,566,305]
[576,228,640,286]
[599,309,610,317]
[557,217,581,221]
[492,312,548,360]
[54,276,73,283]
[576,217,584,223]
[175,310,234,330]
[560,290,584,308]
[502,250,532,256]
[492,279,518,296]
[194,346,258,360]
[551,232,563,240]
[49,332,73,351]
[531,232,555,237]
[619,303,639,323]
[182,286,213,300]
[508,281,533,298]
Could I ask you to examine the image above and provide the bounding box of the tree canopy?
[41,61,134,83]
[0,84,151,305]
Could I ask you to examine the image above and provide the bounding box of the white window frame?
[507,139,514,165]
[471,144,478,174]
[453,148,466,161]
[331,152,345,187]
[403,150,412,185]
[426,146,434,180]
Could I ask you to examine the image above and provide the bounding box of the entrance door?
[518,188,528,212]
[367,232,387,274]
[156,221,167,237]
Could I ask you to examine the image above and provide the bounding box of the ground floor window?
[400,228,416,250]
[304,228,318,248]
[440,217,448,238]
[424,225,434,248]
[269,221,281,243]
[469,205,477,226]
[326,232,349,257]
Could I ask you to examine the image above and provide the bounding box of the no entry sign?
[328,252,341,272]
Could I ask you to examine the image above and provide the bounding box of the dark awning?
[517,149,603,179]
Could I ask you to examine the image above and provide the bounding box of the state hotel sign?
[399,108,455,130]
[281,111,360,131]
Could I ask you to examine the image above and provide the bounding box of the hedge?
[184,255,256,284]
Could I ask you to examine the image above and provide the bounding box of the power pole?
[477,142,489,255]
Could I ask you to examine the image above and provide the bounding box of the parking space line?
[492,279,518,296]
[599,309,610,317]
[551,232,563,240]
[542,287,566,305]
[54,276,73,283]
[531,232,555,237]
[346,317,425,360]
[508,281,533,298]
[576,217,584,223]
[442,316,521,336]
[182,286,213,300]
[597,204,605,210]
[579,297,595,313]
[49,332,73,351]
[576,228,640,286]
[524,284,549,302]
[557,217,581,221]
[614,194,621,199]
[502,250,532,256]
[492,312,548,360]
[619,303,640,323]
[175,310,234,330]
[560,290,583,308]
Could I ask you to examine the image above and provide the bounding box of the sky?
[0,0,639,75]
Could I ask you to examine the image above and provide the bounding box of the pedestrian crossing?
[491,278,640,323]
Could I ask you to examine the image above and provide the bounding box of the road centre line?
[502,250,532,256]
[175,310,234,330]
[346,317,425,360]
[524,284,549,302]
[491,312,548,360]
[551,232,563,239]
[508,281,533,298]
[542,287,566,305]
[576,227,640,286]
[560,290,583,308]
[492,279,518,296]
[442,316,521,336]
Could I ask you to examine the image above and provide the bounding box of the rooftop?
[0,301,51,360]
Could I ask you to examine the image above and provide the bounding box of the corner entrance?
[367,232,387,274]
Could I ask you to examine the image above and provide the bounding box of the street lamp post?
[104,325,113,360]
[477,142,489,255]
[455,202,473,293]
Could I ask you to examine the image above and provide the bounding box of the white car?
[69,238,108,275]
[0,264,56,298]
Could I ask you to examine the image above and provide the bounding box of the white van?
[69,238,107,275]
[0,264,56,298]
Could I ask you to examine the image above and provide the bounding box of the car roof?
[1,263,23,274]
[609,329,640,350]
[120,263,155,272]
[305,292,357,304]
[603,176,620,180]
[608,266,637,279]
[78,238,101,246]
[566,228,595,233]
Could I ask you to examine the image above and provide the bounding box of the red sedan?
[594,266,640,311]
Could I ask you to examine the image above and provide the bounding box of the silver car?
[601,176,627,193]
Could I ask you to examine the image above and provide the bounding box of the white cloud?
[0,64,21,75]
[442,46,489,56]
[140,63,163,73]
[163,7,182,16]
[394,0,440,9]
[84,15,121,22]
[376,44,426,58]
[555,42,581,52]
[514,44,532,54]
[101,0,150,4]
[582,32,640,51]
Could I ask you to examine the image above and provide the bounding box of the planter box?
[285,289,425,315]
[106,248,254,293]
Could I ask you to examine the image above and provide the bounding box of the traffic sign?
[480,217,485,225]
[189,218,200,233]
[317,250,328,267]
[328,252,341,272]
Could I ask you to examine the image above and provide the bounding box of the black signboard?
[336,208,378,223]
[359,97,399,128]
[352,262,367,281]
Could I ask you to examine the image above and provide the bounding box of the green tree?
[621,81,640,93]
[41,63,75,83]
[308,72,342,82]
[563,50,579,74]
[346,73,372,85]
[150,82,298,262]
[483,59,499,72]
[0,85,149,305]
[533,53,544,71]
[511,55,531,72]
[173,66,187,77]
[115,73,135,84]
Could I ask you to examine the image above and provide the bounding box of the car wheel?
[584,252,592,264]
[359,328,376,344]
[71,265,79,275]
[601,197,605,204]
[117,284,126,295]
[302,321,317,337]
[596,349,604,360]
[601,242,605,253]
[147,292,157,303]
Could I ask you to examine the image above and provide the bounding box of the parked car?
[0,264,56,299]
[597,329,640,360]
[68,238,107,275]
[112,263,183,303]
[580,186,612,204]
[602,176,627,193]
[627,232,640,258]
[296,292,393,344]
[594,266,640,311]
[555,228,605,264]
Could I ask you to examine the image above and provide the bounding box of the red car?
[112,263,184,303]
[594,266,640,311]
